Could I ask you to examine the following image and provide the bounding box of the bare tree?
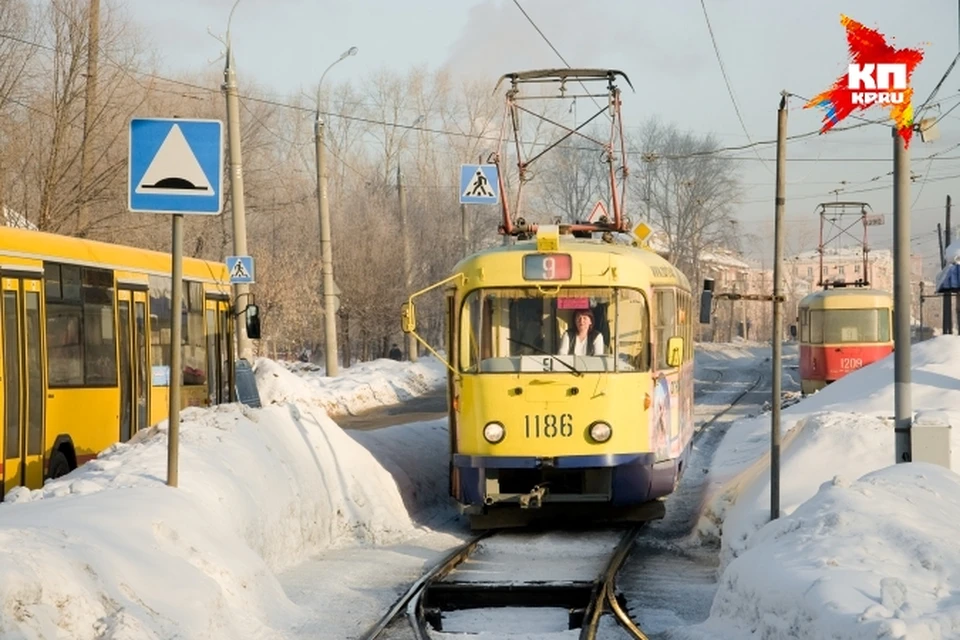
[630,118,741,287]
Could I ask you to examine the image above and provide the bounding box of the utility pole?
[223,45,253,362]
[312,47,356,376]
[316,100,339,375]
[771,93,787,521]
[398,165,417,361]
[79,0,100,226]
[945,196,953,334]
[892,126,911,463]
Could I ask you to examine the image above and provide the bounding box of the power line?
[698,0,773,174]
[4,31,959,166]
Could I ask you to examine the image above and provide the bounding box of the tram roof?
[798,286,893,310]
[452,235,691,290]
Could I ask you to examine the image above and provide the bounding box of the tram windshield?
[807,308,891,344]
[460,287,650,374]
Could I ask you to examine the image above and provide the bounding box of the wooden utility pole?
[79,0,100,226]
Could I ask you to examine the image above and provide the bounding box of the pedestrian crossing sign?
[226,255,255,284]
[459,164,499,205]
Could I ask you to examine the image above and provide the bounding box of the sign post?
[129,117,224,488]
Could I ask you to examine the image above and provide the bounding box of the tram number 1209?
[840,357,863,370]
[525,413,574,438]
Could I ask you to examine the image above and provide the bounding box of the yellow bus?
[0,227,260,498]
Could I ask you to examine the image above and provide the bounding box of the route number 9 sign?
[523,253,572,281]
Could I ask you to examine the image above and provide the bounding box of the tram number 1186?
[525,413,574,438]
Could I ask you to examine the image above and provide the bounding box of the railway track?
[360,527,652,639]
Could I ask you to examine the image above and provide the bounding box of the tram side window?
[615,288,649,371]
[44,263,117,387]
[800,309,810,343]
[654,288,677,370]
[809,310,824,344]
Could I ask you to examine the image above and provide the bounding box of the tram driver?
[558,308,605,356]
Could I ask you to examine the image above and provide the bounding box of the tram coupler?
[519,484,547,509]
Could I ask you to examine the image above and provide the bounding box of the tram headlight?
[483,421,506,444]
[589,421,613,443]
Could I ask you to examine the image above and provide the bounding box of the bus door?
[205,297,235,404]
[2,275,44,496]
[117,288,149,442]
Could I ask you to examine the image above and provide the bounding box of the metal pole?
[919,281,925,339]
[167,214,184,487]
[398,165,417,361]
[946,195,953,334]
[461,203,468,258]
[893,126,912,463]
[224,47,253,362]
[316,114,340,375]
[771,93,787,521]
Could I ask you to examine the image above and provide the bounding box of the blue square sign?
[129,118,223,214]
[226,255,254,284]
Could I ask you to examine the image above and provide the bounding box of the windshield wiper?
[507,337,583,376]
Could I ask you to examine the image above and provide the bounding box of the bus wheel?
[47,451,71,480]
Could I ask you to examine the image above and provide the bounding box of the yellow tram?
[402,226,697,528]
[401,68,704,528]
[0,226,260,498]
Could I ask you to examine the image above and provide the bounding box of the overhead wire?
[699,0,773,174]
[4,32,960,168]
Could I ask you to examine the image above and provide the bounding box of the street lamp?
[314,46,357,378]
[395,114,424,361]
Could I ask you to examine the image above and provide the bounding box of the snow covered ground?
[2,338,959,640]
[679,336,960,640]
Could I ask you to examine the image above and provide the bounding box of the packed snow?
[1,337,959,639]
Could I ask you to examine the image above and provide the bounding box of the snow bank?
[697,335,960,556]
[680,463,960,639]
[256,356,446,417]
[681,335,960,638]
[0,357,438,639]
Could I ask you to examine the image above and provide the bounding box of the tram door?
[1,276,44,496]
[205,298,235,404]
[118,289,149,442]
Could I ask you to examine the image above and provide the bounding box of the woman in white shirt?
[558,308,604,355]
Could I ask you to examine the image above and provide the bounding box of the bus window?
[81,268,117,386]
[45,263,116,387]
[183,282,206,386]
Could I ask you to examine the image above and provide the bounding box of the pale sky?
[128,0,959,276]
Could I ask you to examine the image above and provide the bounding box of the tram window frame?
[44,262,118,388]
